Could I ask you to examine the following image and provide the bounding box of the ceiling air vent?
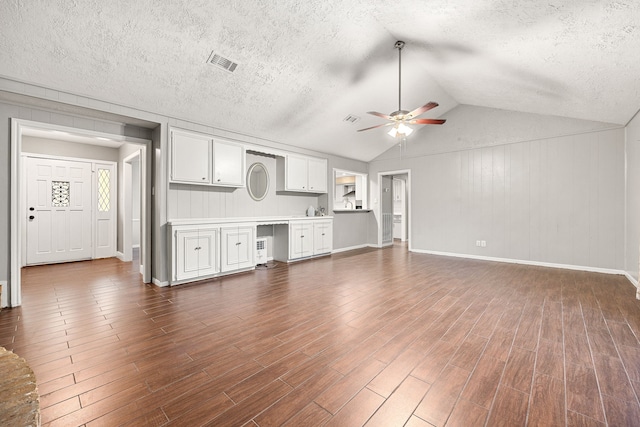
[343,114,360,124]
[207,51,239,73]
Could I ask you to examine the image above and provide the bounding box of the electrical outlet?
[476,240,481,247]
[481,240,486,247]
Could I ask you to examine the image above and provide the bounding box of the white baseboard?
[332,244,378,254]
[412,248,628,277]
[623,272,640,300]
[115,251,125,261]
[0,280,7,308]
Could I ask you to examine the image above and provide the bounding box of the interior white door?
[26,157,92,265]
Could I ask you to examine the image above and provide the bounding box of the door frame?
[122,150,143,263]
[377,169,411,250]
[9,118,151,308]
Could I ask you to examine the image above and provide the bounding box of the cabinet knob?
[301,235,304,238]
[236,242,241,245]
[202,177,206,180]
[217,179,221,182]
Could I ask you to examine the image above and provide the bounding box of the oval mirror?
[247,162,269,201]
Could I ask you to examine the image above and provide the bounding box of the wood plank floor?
[2,244,640,426]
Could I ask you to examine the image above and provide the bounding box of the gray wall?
[22,136,120,161]
[625,111,640,282]
[0,78,371,294]
[165,124,370,254]
[370,105,626,271]
[0,98,152,293]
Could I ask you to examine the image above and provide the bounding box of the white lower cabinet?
[289,221,313,259]
[169,222,255,284]
[169,217,332,284]
[220,226,255,272]
[274,218,333,262]
[313,221,333,255]
[173,227,219,281]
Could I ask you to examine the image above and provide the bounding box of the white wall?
[625,111,640,283]
[370,105,626,271]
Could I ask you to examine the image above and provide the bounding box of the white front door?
[26,157,92,265]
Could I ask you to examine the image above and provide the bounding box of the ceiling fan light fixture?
[388,122,413,138]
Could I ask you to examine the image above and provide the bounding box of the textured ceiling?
[1,0,639,161]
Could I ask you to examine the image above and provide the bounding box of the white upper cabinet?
[286,155,309,191]
[213,139,245,186]
[307,157,328,193]
[171,129,211,184]
[170,128,245,188]
[277,154,327,193]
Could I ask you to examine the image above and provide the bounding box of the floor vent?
[207,52,239,73]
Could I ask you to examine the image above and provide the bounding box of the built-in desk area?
[167,216,333,285]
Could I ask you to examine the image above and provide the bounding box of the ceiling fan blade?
[409,118,446,125]
[407,102,439,118]
[357,122,395,132]
[367,111,394,120]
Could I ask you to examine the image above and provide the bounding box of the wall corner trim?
[153,278,169,287]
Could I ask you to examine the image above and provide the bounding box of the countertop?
[332,209,372,213]
[167,215,334,226]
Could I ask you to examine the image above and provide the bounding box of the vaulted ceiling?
[1,1,639,161]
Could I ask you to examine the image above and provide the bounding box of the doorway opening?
[8,118,151,308]
[378,169,411,250]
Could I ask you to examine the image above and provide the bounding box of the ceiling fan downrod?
[395,40,405,115]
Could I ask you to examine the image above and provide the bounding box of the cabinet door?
[196,228,220,276]
[171,130,211,184]
[307,157,327,193]
[313,221,333,255]
[221,226,255,272]
[213,140,245,186]
[176,230,201,280]
[234,226,255,270]
[289,222,313,259]
[286,155,308,191]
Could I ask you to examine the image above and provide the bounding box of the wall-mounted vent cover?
[343,114,360,124]
[207,51,239,73]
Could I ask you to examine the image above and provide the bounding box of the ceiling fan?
[358,40,446,137]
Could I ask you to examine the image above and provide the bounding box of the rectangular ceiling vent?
[207,51,239,73]
[343,114,360,124]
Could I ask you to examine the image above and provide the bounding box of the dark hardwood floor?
[2,244,640,426]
